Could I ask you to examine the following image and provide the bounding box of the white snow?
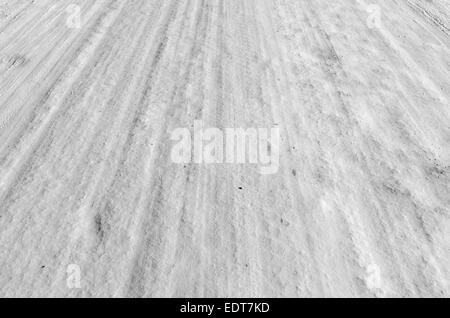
[0,0,449,297]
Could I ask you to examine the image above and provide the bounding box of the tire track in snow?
[0,0,449,297]
[0,0,126,202]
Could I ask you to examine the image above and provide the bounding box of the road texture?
[0,0,449,297]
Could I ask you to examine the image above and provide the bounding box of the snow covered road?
[0,0,450,297]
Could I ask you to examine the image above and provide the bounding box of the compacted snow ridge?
[0,0,449,298]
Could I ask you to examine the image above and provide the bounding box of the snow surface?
[0,0,449,297]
